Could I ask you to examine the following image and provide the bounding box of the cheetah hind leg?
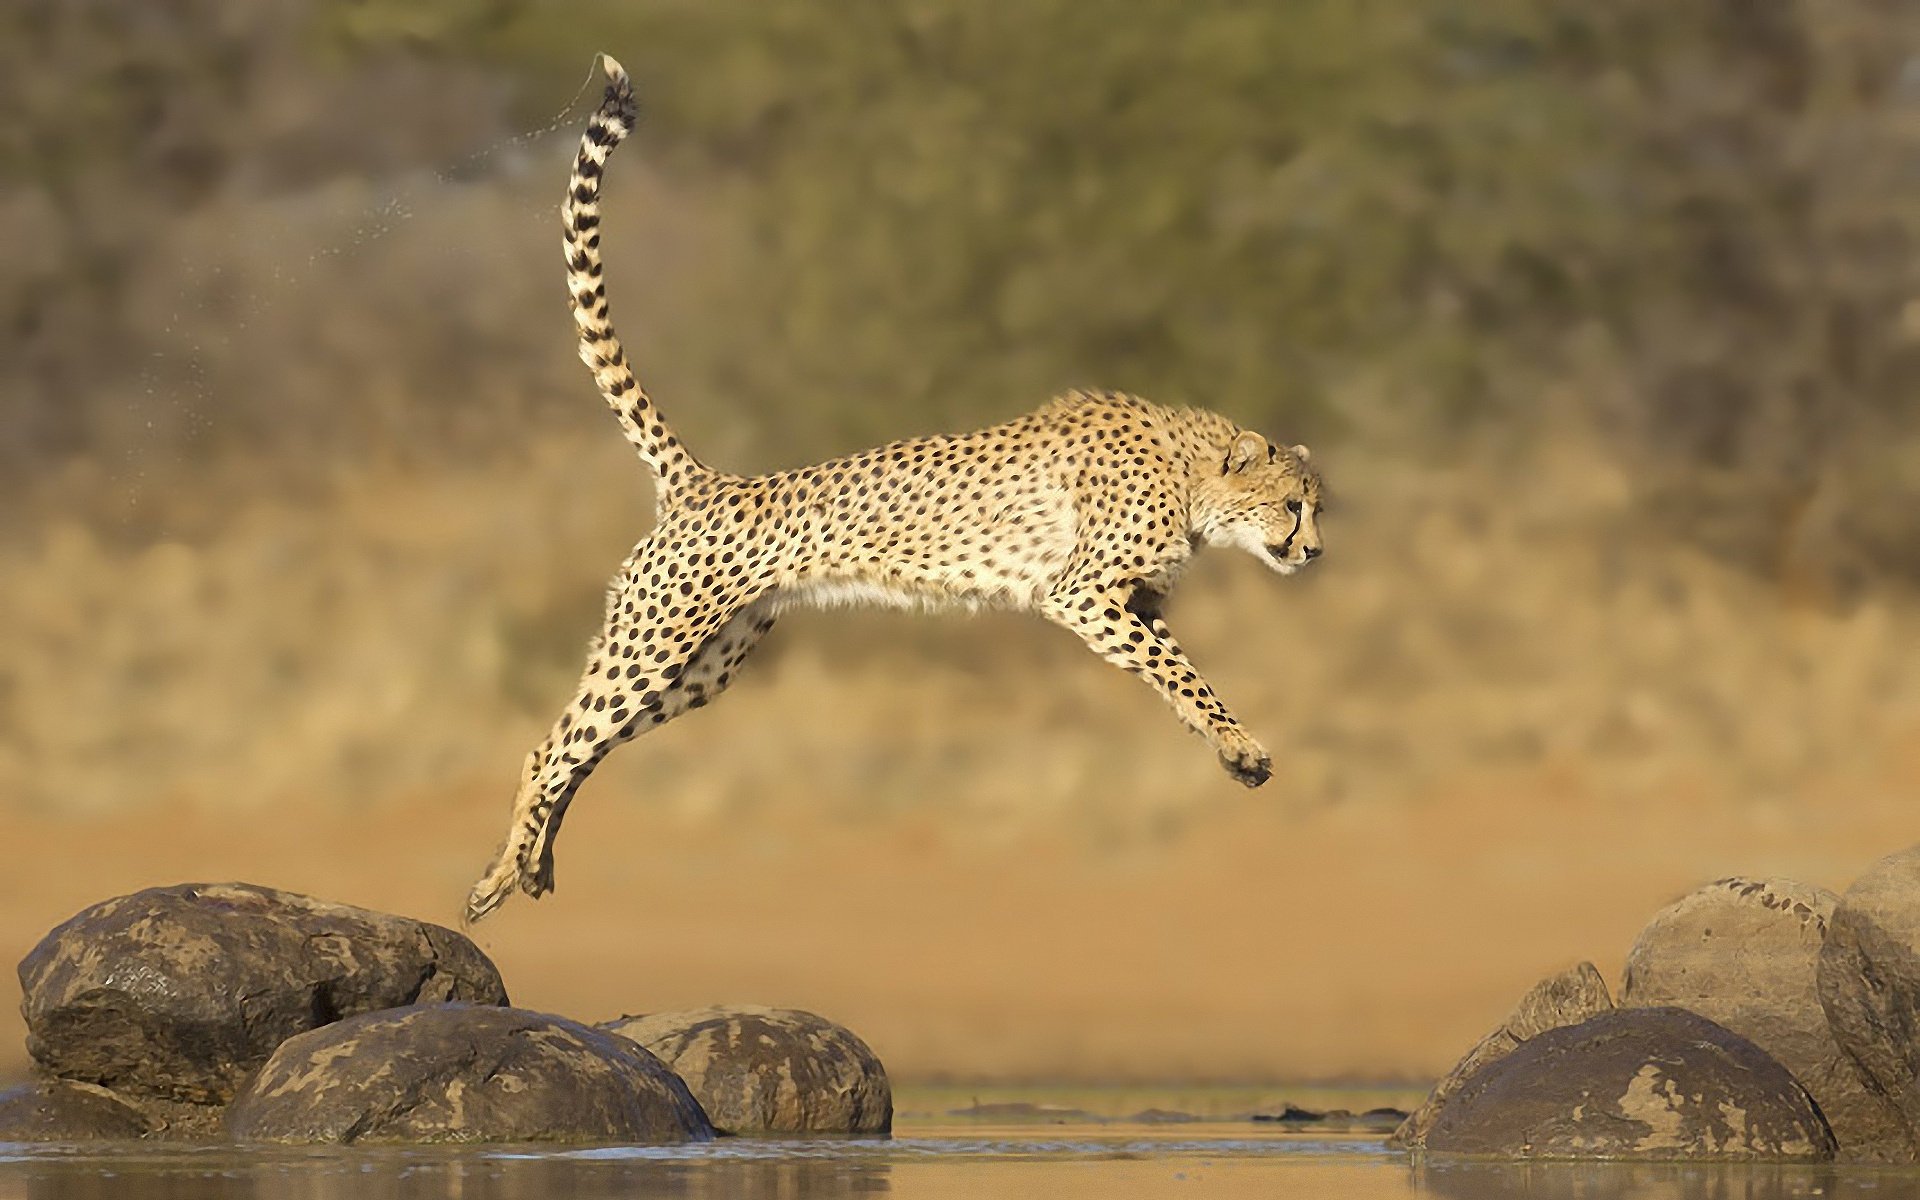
[464,599,777,924]
[516,602,777,899]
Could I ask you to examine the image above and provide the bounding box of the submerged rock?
[1819,844,1920,1160]
[1421,1008,1835,1160]
[1624,875,1906,1161]
[602,1005,891,1135]
[1254,1104,1408,1132]
[1127,1108,1202,1124]
[944,1101,1100,1123]
[227,1003,713,1144]
[0,1080,156,1142]
[18,882,507,1106]
[1251,1102,1329,1124]
[1395,962,1614,1149]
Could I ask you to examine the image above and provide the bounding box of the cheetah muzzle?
[465,54,1329,924]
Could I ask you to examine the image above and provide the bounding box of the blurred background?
[2,0,1918,1093]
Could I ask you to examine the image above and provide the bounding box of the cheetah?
[466,55,1327,923]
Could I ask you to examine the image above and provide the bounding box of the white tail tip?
[601,53,627,83]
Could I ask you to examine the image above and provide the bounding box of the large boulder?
[226,1004,713,1144]
[0,1081,157,1142]
[601,1006,891,1135]
[1819,844,1920,1159]
[18,883,507,1108]
[1395,962,1614,1149]
[1421,1008,1836,1160]
[1623,875,1907,1161]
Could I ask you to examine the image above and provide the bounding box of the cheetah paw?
[1220,743,1273,788]
[465,854,522,925]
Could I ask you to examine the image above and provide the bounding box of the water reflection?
[5,1148,890,1200]
[3,1136,1918,1200]
[1413,1158,1869,1200]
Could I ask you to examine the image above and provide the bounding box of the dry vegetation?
[2,0,1918,1083]
[8,429,1920,827]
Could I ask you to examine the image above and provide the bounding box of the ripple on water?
[0,1130,1913,1199]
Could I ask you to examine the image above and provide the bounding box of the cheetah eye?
[1285,499,1302,515]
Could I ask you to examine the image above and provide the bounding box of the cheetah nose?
[1301,545,1322,560]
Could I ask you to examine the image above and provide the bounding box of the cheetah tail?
[563,53,704,497]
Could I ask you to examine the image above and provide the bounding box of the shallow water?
[1,1126,1914,1200]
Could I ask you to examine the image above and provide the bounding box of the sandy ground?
[4,744,1914,1089]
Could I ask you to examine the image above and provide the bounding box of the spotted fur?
[466,55,1328,923]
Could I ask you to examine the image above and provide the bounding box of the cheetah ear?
[1290,444,1311,463]
[1225,431,1269,474]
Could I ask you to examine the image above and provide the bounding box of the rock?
[226,1004,713,1144]
[945,1101,1099,1123]
[1624,875,1907,1161]
[1421,1008,1835,1160]
[1819,844,1920,1160]
[125,1096,231,1141]
[19,882,507,1106]
[602,1005,891,1135]
[1127,1108,1201,1124]
[1249,1103,1406,1131]
[1349,1107,1412,1132]
[0,1080,157,1141]
[1252,1103,1328,1124]
[1395,962,1614,1149]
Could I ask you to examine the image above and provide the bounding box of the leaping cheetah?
[467,55,1326,923]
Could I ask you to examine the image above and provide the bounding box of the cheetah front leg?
[1042,580,1272,787]
[465,592,776,923]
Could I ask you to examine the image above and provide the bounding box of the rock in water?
[0,1081,156,1142]
[18,882,507,1106]
[226,1004,714,1144]
[602,1006,891,1135]
[1422,1008,1835,1160]
[1819,844,1920,1159]
[1624,875,1908,1161]
[1395,962,1614,1149]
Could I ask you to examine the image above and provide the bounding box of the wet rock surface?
[1421,1007,1836,1160]
[18,882,507,1106]
[1395,962,1614,1149]
[1819,844,1920,1160]
[1624,875,1906,1161]
[603,1005,892,1135]
[227,1003,714,1144]
[126,1095,231,1141]
[0,1080,157,1141]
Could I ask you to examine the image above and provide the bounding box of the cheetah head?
[1193,431,1324,576]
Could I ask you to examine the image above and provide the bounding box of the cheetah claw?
[465,855,521,925]
[1222,749,1273,788]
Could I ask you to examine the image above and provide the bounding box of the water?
[1,1126,1913,1200]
